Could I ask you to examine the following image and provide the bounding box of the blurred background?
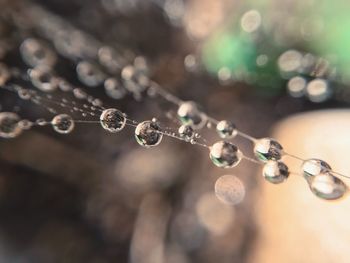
[1,0,350,262]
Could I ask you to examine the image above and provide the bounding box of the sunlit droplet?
[51,114,74,134]
[100,108,126,133]
[309,173,347,200]
[209,141,242,168]
[0,112,22,138]
[254,138,283,162]
[262,160,289,184]
[135,120,163,148]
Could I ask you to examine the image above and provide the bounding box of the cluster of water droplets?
[0,2,348,204]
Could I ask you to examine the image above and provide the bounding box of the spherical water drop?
[254,138,283,162]
[177,101,207,129]
[98,46,124,73]
[76,61,105,87]
[214,174,245,205]
[17,88,32,100]
[216,120,237,139]
[18,119,33,130]
[51,114,74,134]
[100,108,126,133]
[262,160,289,184]
[73,88,87,100]
[309,173,347,200]
[92,98,103,107]
[58,79,73,92]
[104,77,127,99]
[20,38,56,68]
[209,141,242,168]
[29,67,59,92]
[0,112,22,138]
[178,124,194,142]
[135,120,163,148]
[121,65,149,94]
[302,158,331,179]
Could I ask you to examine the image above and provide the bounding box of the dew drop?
[20,38,56,68]
[51,114,75,134]
[135,120,163,148]
[29,67,59,92]
[76,61,105,87]
[209,141,242,168]
[262,160,289,184]
[216,120,237,139]
[178,124,194,142]
[0,112,22,138]
[254,138,283,162]
[302,158,331,179]
[308,173,347,200]
[177,101,207,129]
[100,108,126,133]
[104,77,127,99]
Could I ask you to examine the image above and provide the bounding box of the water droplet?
[121,65,149,94]
[302,158,331,179]
[216,120,237,139]
[18,119,33,130]
[51,114,74,134]
[215,174,245,205]
[177,101,207,129]
[135,120,163,148]
[98,46,125,73]
[209,141,242,168]
[18,88,32,100]
[0,112,22,138]
[73,88,87,100]
[76,61,105,87]
[100,108,126,133]
[92,98,103,107]
[29,67,58,92]
[20,38,56,68]
[262,160,289,184]
[309,173,347,200]
[104,77,127,99]
[58,79,73,92]
[254,138,283,162]
[180,125,195,141]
